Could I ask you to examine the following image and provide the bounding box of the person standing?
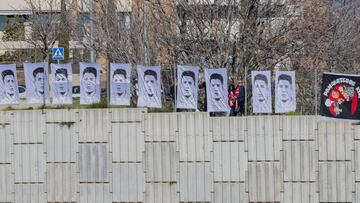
[236,80,246,115]
[228,84,237,116]
[228,80,246,116]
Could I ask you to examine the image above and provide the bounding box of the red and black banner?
[321,72,360,120]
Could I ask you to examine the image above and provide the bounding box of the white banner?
[205,68,229,112]
[51,63,72,105]
[80,62,101,105]
[252,71,272,113]
[110,63,131,106]
[137,65,162,108]
[0,64,19,105]
[24,62,50,104]
[275,71,296,113]
[176,65,199,109]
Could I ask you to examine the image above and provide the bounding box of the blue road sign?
[52,47,64,61]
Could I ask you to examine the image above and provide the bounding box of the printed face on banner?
[205,68,228,112]
[137,66,162,108]
[144,71,156,97]
[181,73,195,97]
[51,64,72,104]
[321,72,360,120]
[275,71,296,113]
[252,71,272,113]
[55,71,67,90]
[24,63,49,104]
[3,71,16,97]
[177,65,199,109]
[0,65,19,105]
[80,63,100,105]
[34,67,46,95]
[210,74,223,101]
[113,71,126,95]
[110,64,131,106]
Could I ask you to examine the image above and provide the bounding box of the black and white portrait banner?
[275,71,296,113]
[137,65,162,108]
[110,63,131,106]
[80,62,101,105]
[0,64,19,105]
[24,62,50,104]
[205,68,229,112]
[176,65,199,109]
[252,71,272,113]
[321,72,360,120]
[51,63,72,105]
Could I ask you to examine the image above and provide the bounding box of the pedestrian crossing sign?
[52,47,64,61]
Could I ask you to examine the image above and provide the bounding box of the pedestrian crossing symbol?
[52,47,64,61]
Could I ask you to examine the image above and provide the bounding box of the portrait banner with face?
[252,71,272,113]
[0,64,19,105]
[275,71,296,113]
[205,68,229,112]
[80,62,101,105]
[110,63,131,106]
[24,62,50,104]
[321,72,360,120]
[176,65,199,109]
[51,63,72,105]
[137,65,162,108]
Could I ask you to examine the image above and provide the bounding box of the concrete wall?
[0,108,359,203]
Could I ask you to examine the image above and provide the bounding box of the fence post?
[245,65,248,116]
[315,66,318,115]
[173,64,177,112]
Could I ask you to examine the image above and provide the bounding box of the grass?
[2,96,182,113]
[286,111,302,116]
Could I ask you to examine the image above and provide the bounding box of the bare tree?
[142,0,306,112]
[292,0,360,114]
[25,0,70,61]
[75,0,360,114]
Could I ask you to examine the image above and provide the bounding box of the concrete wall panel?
[0,164,13,202]
[14,183,45,203]
[213,142,247,182]
[112,163,144,202]
[1,110,359,203]
[211,117,246,141]
[177,113,210,162]
[145,142,177,182]
[214,183,247,203]
[46,123,78,162]
[145,113,177,142]
[247,116,282,161]
[78,109,110,143]
[14,144,45,183]
[111,122,143,162]
[79,143,109,183]
[0,124,12,163]
[46,163,78,202]
[145,182,179,203]
[79,183,110,203]
[13,110,45,144]
[179,162,212,202]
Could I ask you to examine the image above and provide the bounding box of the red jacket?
[228,87,241,109]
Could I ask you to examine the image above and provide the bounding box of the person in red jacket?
[228,84,237,116]
[228,79,246,116]
[236,80,246,115]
